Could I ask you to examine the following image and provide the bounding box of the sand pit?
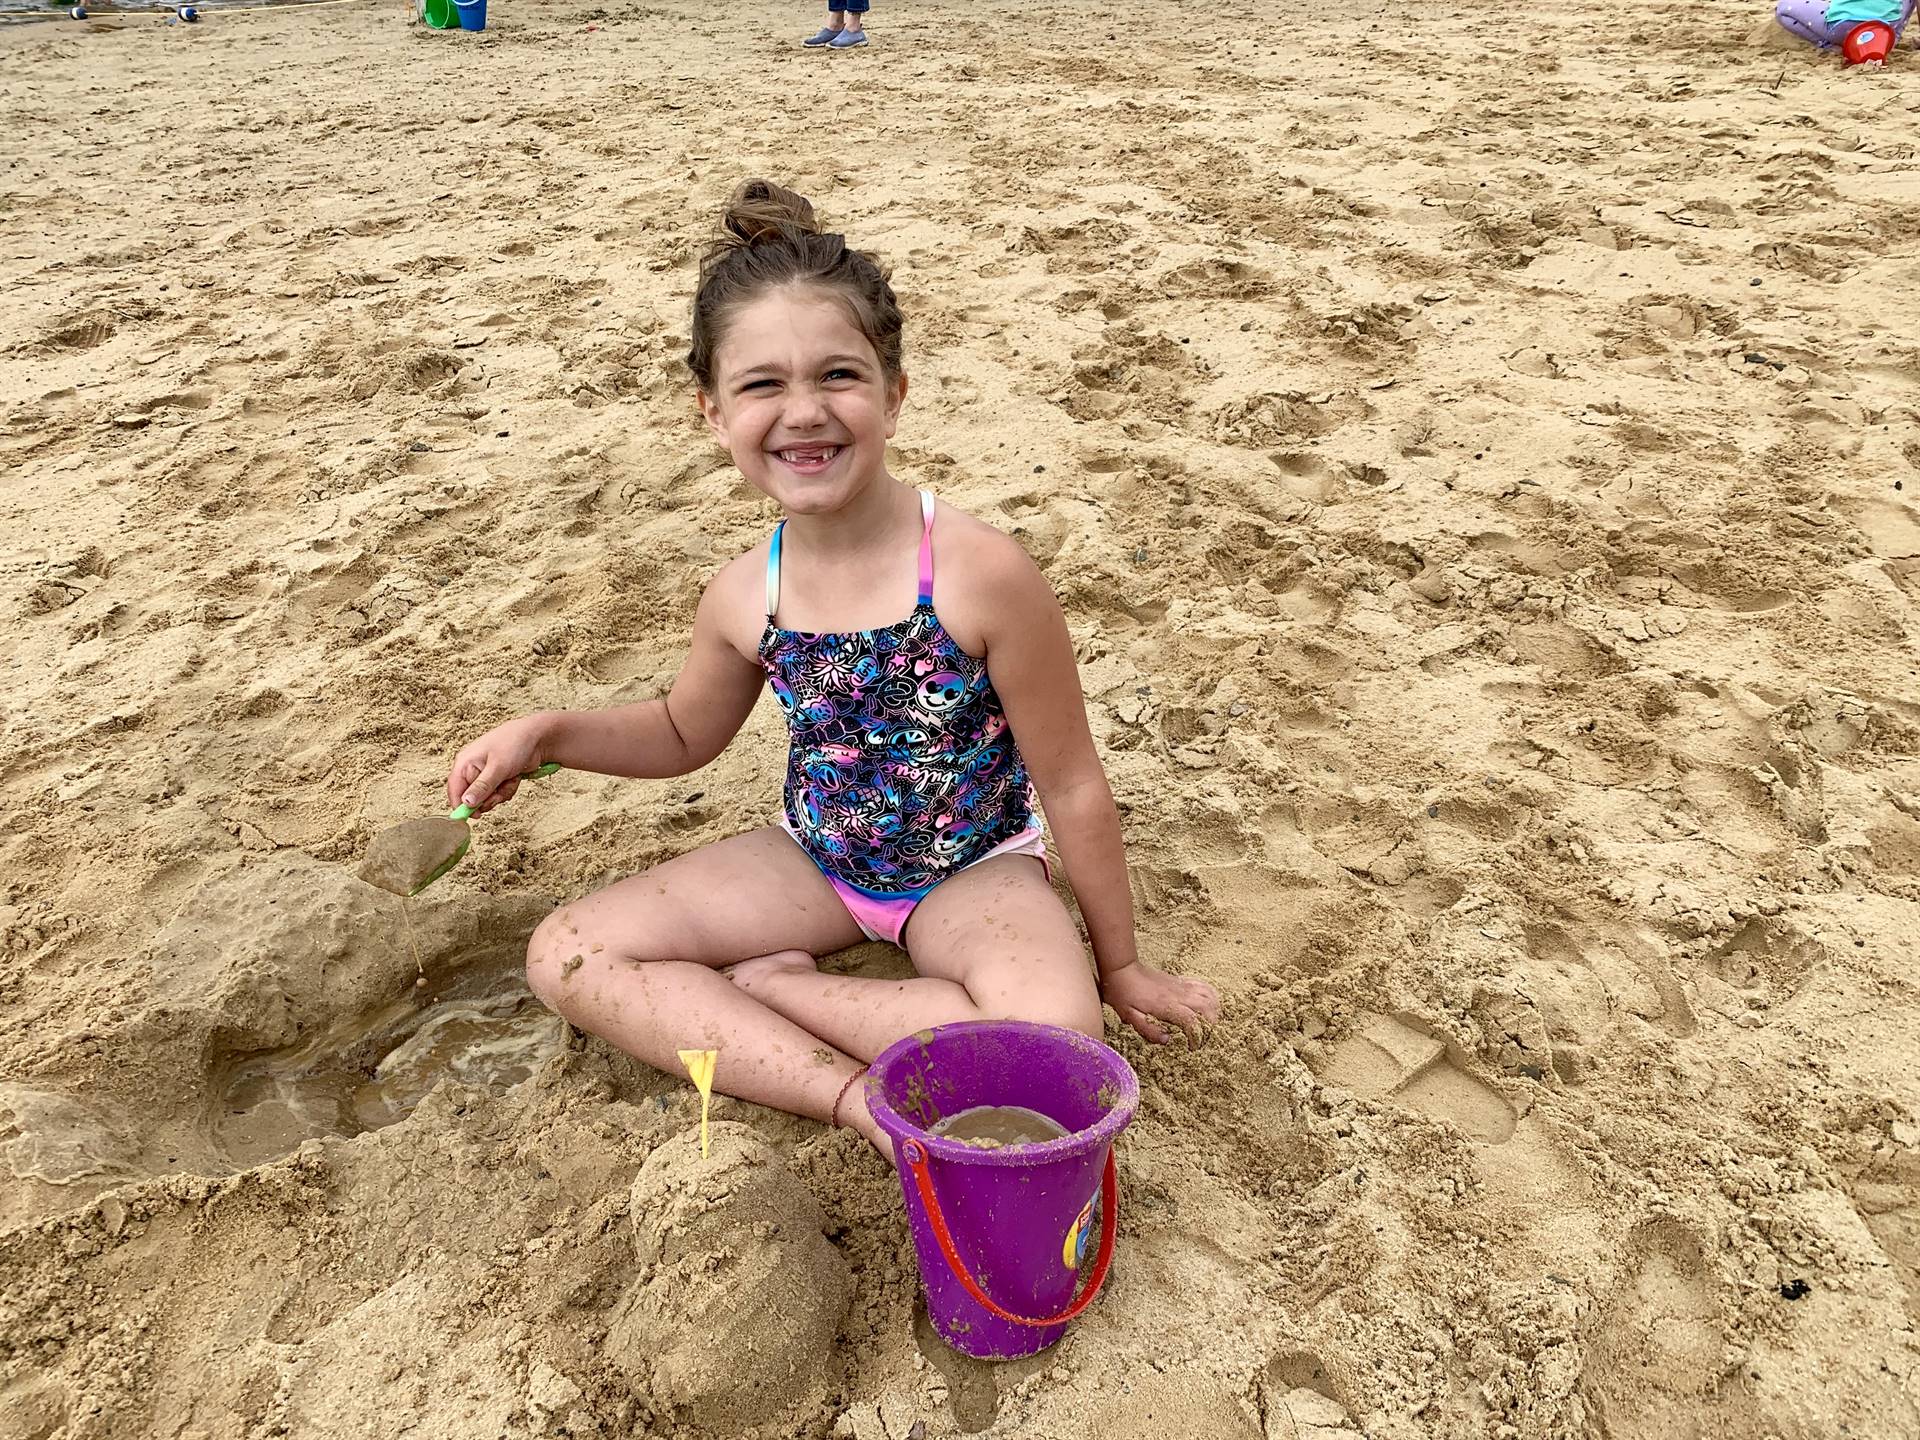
[3,0,1919,1436]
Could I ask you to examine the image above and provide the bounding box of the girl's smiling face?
[698,286,906,516]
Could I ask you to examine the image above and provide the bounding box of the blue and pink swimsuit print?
[759,490,1046,944]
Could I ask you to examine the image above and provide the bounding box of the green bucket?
[421,0,456,28]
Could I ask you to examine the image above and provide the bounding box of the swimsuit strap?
[765,520,786,620]
[916,488,935,606]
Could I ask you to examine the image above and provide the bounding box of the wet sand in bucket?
[212,960,564,1167]
[929,1104,1068,1149]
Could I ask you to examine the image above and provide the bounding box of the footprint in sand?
[1580,1219,1749,1440]
[1611,558,1793,617]
[1268,451,1346,506]
[1839,497,1920,561]
[1514,924,1697,1058]
[1704,918,1822,1013]
[1390,871,1466,920]
[1317,1013,1515,1143]
[913,1303,998,1434]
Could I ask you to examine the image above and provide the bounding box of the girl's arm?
[448,571,764,812]
[975,538,1221,1046]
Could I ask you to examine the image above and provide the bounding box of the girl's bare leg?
[523,827,894,1150]
[726,855,1104,1060]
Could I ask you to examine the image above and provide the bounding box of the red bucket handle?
[901,1138,1119,1329]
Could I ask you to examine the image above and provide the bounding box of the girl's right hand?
[446,714,553,815]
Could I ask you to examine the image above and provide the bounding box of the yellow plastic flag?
[677,1048,718,1158]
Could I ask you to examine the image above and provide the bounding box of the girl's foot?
[720,950,894,1159]
[724,948,818,993]
[839,1077,894,1163]
[829,27,869,47]
[803,25,842,45]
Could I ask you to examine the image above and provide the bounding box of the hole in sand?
[1263,1347,1342,1403]
[208,951,564,1168]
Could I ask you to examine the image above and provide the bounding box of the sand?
[2,0,1918,1436]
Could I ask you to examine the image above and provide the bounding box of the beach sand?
[3,1,1918,1435]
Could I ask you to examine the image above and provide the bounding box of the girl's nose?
[782,384,830,427]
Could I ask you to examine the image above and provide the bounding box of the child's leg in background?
[1776,0,1839,45]
[523,827,879,1144]
[839,0,869,32]
[726,855,1103,1062]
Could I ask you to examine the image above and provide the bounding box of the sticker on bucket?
[1062,1193,1097,1269]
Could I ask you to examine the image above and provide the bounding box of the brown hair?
[686,179,904,392]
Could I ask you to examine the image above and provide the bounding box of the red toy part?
[1841,21,1894,64]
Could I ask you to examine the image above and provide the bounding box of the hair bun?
[688,178,901,392]
[720,178,820,250]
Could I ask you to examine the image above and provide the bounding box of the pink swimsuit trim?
[779,819,1051,944]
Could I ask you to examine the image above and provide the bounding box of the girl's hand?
[1101,961,1221,1048]
[446,715,552,815]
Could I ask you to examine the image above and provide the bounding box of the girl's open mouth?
[774,445,845,475]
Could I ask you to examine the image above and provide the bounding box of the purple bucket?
[867,1021,1138,1359]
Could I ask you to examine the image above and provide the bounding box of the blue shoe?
[803,26,841,45]
[829,27,868,46]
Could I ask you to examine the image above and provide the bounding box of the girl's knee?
[1773,0,1827,42]
[526,908,605,1009]
[1056,997,1105,1041]
[524,922,567,1008]
[982,986,1103,1041]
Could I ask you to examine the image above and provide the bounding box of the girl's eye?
[741,379,778,393]
[825,368,859,382]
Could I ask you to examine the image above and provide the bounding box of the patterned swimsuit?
[759,490,1046,944]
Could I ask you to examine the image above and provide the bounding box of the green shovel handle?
[448,762,560,822]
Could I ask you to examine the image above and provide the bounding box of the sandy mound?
[3,0,1918,1437]
[611,1123,854,1432]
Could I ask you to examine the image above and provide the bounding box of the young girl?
[446,180,1220,1159]
[1775,0,1912,65]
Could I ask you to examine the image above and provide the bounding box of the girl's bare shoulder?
[931,498,1059,652]
[932,498,1038,569]
[700,538,774,658]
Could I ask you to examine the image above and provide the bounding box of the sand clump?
[355,815,473,896]
[3,1,1920,1438]
[611,1123,855,1433]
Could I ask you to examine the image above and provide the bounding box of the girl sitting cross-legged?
[445,179,1221,1159]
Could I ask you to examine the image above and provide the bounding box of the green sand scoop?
[357,763,560,897]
